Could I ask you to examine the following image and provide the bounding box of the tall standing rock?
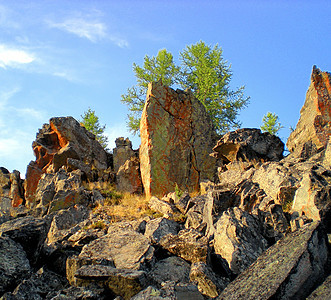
[287,66,330,155]
[140,81,216,198]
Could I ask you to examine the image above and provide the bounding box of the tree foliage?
[260,112,283,135]
[121,41,249,135]
[80,108,109,150]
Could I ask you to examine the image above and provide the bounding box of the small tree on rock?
[260,112,283,135]
[80,108,109,150]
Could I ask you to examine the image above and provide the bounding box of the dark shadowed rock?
[214,207,268,274]
[47,286,105,300]
[0,216,48,265]
[149,256,190,287]
[159,229,208,263]
[144,217,180,243]
[217,222,328,300]
[190,262,229,298]
[74,265,148,300]
[212,128,284,164]
[307,274,331,300]
[140,81,216,198]
[0,236,30,296]
[287,66,330,157]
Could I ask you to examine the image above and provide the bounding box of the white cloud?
[49,18,107,42]
[0,44,35,69]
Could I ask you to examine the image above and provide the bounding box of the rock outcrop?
[24,117,110,207]
[287,66,331,156]
[140,81,217,198]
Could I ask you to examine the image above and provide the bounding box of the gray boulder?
[144,217,180,243]
[0,236,30,296]
[214,207,268,274]
[217,222,328,300]
[0,216,47,265]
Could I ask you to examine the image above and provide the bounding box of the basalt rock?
[212,128,284,165]
[113,137,136,173]
[140,81,217,198]
[217,222,329,300]
[287,66,331,157]
[24,117,109,207]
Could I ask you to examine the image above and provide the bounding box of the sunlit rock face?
[287,66,331,157]
[24,117,108,207]
[139,81,216,198]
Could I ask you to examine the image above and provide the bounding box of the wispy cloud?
[0,44,35,69]
[48,16,128,47]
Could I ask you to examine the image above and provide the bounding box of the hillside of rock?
[0,66,330,299]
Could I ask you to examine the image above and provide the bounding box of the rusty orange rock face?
[140,81,216,198]
[287,66,331,153]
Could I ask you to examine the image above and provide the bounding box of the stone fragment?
[214,207,268,274]
[116,156,143,194]
[212,128,284,164]
[140,81,216,198]
[79,225,154,270]
[287,66,330,156]
[148,196,176,217]
[74,265,148,300]
[0,168,24,208]
[46,205,91,245]
[190,262,229,298]
[47,286,104,300]
[144,217,180,243]
[217,222,328,300]
[159,229,208,263]
[0,216,48,265]
[113,137,136,173]
[149,256,191,286]
[0,236,30,295]
[306,274,331,299]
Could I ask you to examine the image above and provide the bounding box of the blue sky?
[0,0,330,176]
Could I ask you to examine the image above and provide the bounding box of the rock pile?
[0,66,330,299]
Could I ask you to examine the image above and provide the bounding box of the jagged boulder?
[113,137,136,173]
[140,81,217,198]
[214,207,269,274]
[287,66,330,157]
[0,216,48,266]
[217,222,328,300]
[212,128,284,164]
[144,217,180,243]
[0,236,31,296]
[116,156,143,194]
[0,168,24,208]
[24,117,109,207]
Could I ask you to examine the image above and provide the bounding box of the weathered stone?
[0,169,24,208]
[116,157,143,194]
[0,216,48,265]
[144,217,180,243]
[113,137,135,173]
[148,196,177,218]
[306,274,331,299]
[2,267,67,300]
[212,128,284,164]
[140,81,216,198]
[74,265,148,300]
[46,205,91,245]
[291,165,331,231]
[214,207,268,274]
[79,225,154,270]
[159,229,208,263]
[190,262,229,298]
[217,222,328,300]
[287,66,331,156]
[0,236,30,296]
[130,286,165,300]
[24,117,109,206]
[47,286,104,300]
[149,256,190,286]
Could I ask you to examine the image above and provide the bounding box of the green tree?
[260,112,283,135]
[121,41,249,135]
[80,108,109,150]
[179,41,249,133]
[121,49,180,134]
